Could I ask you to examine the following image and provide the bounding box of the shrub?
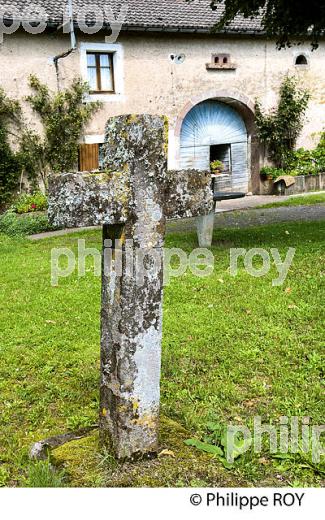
[283,143,325,177]
[261,131,325,179]
[0,210,55,237]
[11,192,48,214]
[0,127,21,207]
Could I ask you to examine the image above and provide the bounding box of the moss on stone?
[51,417,245,487]
[52,431,104,487]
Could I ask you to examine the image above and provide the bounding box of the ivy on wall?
[255,76,310,168]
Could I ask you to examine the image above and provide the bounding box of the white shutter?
[180,145,210,170]
[231,142,248,191]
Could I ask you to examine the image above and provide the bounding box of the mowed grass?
[257,192,325,209]
[0,220,324,487]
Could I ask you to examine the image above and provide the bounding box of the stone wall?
[1,29,325,191]
[280,173,325,195]
[261,173,325,195]
[2,30,325,144]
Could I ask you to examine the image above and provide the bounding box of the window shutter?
[78,144,99,171]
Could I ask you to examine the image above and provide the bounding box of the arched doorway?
[180,100,249,192]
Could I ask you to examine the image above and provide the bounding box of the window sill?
[84,92,124,103]
[89,91,115,95]
[206,63,237,71]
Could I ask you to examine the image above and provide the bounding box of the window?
[80,43,124,102]
[295,54,308,66]
[210,144,231,174]
[207,53,236,70]
[87,52,114,93]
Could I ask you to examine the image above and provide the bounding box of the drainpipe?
[53,0,77,91]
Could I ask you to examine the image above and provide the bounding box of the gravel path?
[28,199,325,240]
[167,204,325,234]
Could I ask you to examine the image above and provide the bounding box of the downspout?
[53,0,77,91]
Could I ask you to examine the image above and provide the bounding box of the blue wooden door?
[180,100,249,191]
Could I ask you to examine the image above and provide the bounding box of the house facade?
[1,0,325,193]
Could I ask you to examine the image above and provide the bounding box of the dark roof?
[3,0,264,34]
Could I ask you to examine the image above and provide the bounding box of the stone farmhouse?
[1,0,325,194]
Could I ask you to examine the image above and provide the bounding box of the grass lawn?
[257,192,325,209]
[0,220,324,487]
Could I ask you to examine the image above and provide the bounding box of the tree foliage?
[210,0,325,49]
[255,76,310,167]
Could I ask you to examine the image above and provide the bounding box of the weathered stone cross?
[48,115,213,460]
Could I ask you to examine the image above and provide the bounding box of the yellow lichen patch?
[127,114,139,124]
[131,414,158,430]
[117,405,128,414]
[163,116,169,155]
[132,401,139,413]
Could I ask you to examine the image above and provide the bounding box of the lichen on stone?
[47,115,214,463]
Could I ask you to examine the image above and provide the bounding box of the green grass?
[257,192,325,209]
[26,460,67,488]
[0,221,324,487]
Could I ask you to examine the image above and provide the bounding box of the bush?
[261,132,325,179]
[0,128,21,206]
[283,143,325,176]
[0,90,23,206]
[0,210,55,237]
[11,192,48,214]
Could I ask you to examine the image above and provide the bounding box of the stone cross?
[48,115,213,460]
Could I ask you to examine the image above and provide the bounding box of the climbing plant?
[0,78,101,204]
[26,76,102,178]
[255,76,310,168]
[0,89,22,206]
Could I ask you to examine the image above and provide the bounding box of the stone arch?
[173,90,260,193]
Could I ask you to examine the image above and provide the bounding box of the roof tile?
[1,0,263,33]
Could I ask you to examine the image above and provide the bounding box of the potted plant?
[260,166,284,181]
[210,160,225,175]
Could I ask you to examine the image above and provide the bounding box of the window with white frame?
[87,52,115,93]
[80,43,124,101]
